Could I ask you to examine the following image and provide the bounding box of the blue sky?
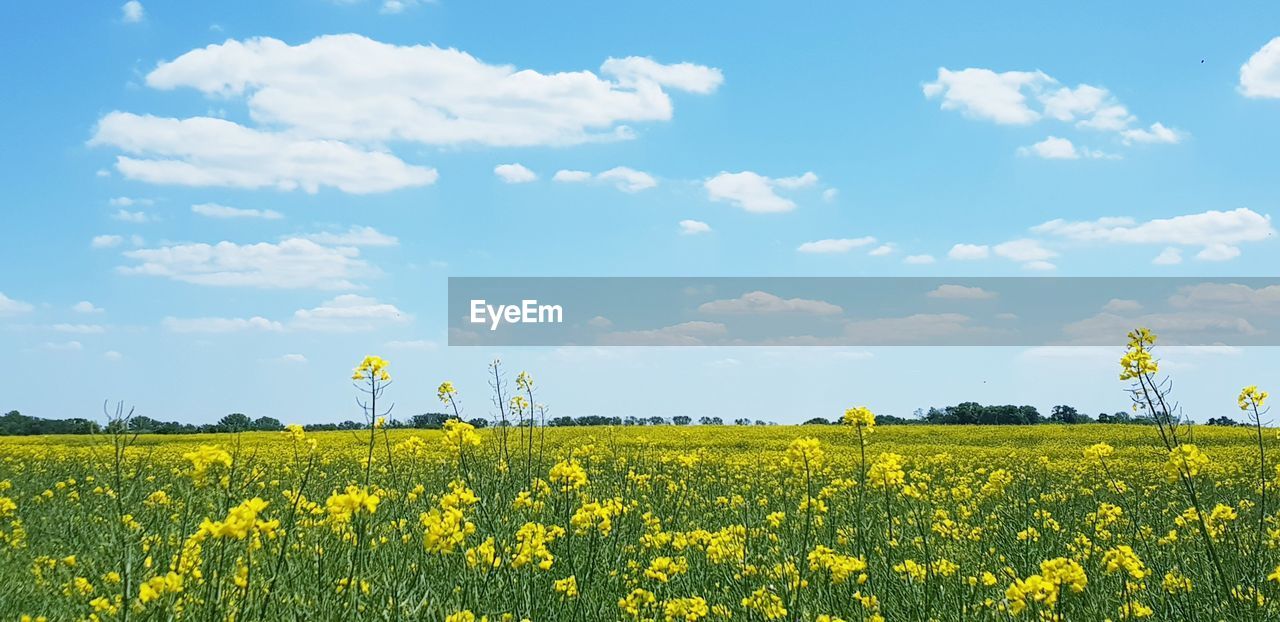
[2,1,1280,424]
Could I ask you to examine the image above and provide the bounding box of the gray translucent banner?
[447,277,1280,346]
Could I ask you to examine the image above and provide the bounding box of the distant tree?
[647,416,666,426]
[803,417,832,425]
[219,413,252,432]
[1206,416,1239,426]
[734,418,751,426]
[252,416,284,431]
[337,420,364,430]
[698,416,724,425]
[672,416,692,426]
[1049,405,1090,424]
[408,413,450,429]
[467,417,489,429]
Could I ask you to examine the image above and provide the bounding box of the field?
[1,420,1277,621]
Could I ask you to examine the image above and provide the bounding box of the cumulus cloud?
[119,238,372,289]
[924,66,1183,148]
[1169,283,1280,311]
[678,219,711,235]
[948,243,990,260]
[551,167,656,192]
[1240,37,1280,98]
[494,163,537,183]
[842,313,982,343]
[121,1,144,23]
[697,291,843,315]
[141,35,720,147]
[112,209,149,223]
[705,171,819,213]
[993,239,1057,264]
[1103,299,1143,313]
[868,244,894,256]
[73,301,104,314]
[597,321,727,346]
[291,294,410,331]
[1032,208,1274,260]
[301,226,398,247]
[926,285,997,300]
[0,292,34,316]
[92,235,124,249]
[90,112,438,193]
[1017,136,1119,160]
[1153,247,1183,265]
[280,353,308,363]
[52,324,106,334]
[796,237,876,254]
[192,203,283,220]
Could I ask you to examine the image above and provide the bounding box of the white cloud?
[109,197,153,207]
[1120,122,1182,145]
[822,188,839,202]
[302,226,399,247]
[494,163,537,184]
[1102,299,1143,313]
[192,203,283,220]
[90,112,438,193]
[42,341,83,351]
[586,316,613,329]
[598,321,727,346]
[926,284,997,300]
[796,237,876,254]
[73,301,104,314]
[924,66,1183,147]
[1022,260,1057,271]
[291,294,410,331]
[120,238,372,289]
[0,292,34,316]
[280,353,308,363]
[868,244,894,256]
[1196,243,1241,262]
[678,219,711,235]
[1017,136,1080,160]
[904,254,936,265]
[163,316,284,333]
[92,235,123,249]
[705,171,820,213]
[697,291,842,315]
[1168,283,1280,311]
[597,167,657,192]
[52,324,105,334]
[142,35,720,147]
[121,1,144,23]
[1240,37,1280,98]
[1153,247,1183,265]
[1032,208,1274,251]
[923,68,1050,125]
[552,169,592,182]
[112,209,149,223]
[842,313,981,343]
[550,167,656,192]
[104,350,123,361]
[993,239,1056,263]
[948,243,990,260]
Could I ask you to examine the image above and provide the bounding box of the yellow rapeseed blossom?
[841,406,876,432]
[1239,385,1269,411]
[352,355,391,382]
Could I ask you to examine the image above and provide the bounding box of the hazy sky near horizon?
[3,1,1280,425]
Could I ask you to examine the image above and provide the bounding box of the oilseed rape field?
[0,332,1277,621]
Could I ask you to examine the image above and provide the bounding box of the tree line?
[1,402,1246,436]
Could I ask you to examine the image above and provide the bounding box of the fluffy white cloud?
[868,244,894,256]
[705,171,820,213]
[280,353,308,363]
[1032,209,1274,253]
[91,113,438,194]
[92,235,123,249]
[104,350,123,361]
[109,197,153,207]
[302,226,398,247]
[993,239,1056,263]
[552,169,592,182]
[1240,37,1280,98]
[1196,243,1241,262]
[112,209,149,223]
[163,316,284,333]
[192,203,283,220]
[1169,283,1280,310]
[948,243,990,260]
[0,292,34,316]
[142,35,720,147]
[904,254,936,265]
[1022,260,1057,271]
[926,285,996,300]
[924,66,1182,147]
[291,294,410,331]
[73,301,104,314]
[796,237,876,254]
[842,313,981,343]
[120,238,372,289]
[494,163,537,183]
[1018,136,1079,159]
[551,167,656,192]
[1153,247,1183,265]
[697,291,842,315]
[121,1,144,23]
[678,219,711,235]
[598,321,727,346]
[1102,299,1143,313]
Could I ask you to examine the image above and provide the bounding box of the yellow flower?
[437,381,457,403]
[618,588,656,618]
[741,587,787,620]
[284,423,306,442]
[182,445,232,483]
[443,419,482,449]
[785,437,824,473]
[553,575,578,598]
[1164,444,1210,482]
[444,610,477,622]
[549,458,589,491]
[1240,385,1269,411]
[326,486,380,522]
[1102,545,1147,580]
[352,355,391,382]
[644,556,688,583]
[1163,569,1193,593]
[841,406,876,432]
[1084,443,1114,461]
[1119,327,1158,380]
[663,596,708,622]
